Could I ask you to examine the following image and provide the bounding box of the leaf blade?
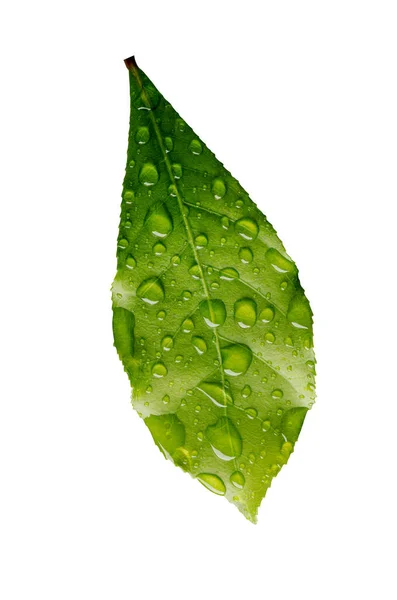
[112,57,316,522]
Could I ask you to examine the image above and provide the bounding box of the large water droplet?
[221,344,252,376]
[266,248,295,273]
[230,471,245,489]
[192,336,208,355]
[220,267,239,281]
[287,293,312,330]
[199,299,226,328]
[239,246,253,263]
[145,203,173,238]
[197,381,233,407]
[212,178,227,199]
[135,126,150,144]
[152,361,168,378]
[234,298,257,329]
[136,277,165,305]
[206,417,242,461]
[235,217,259,240]
[197,473,226,495]
[145,413,185,458]
[139,163,159,186]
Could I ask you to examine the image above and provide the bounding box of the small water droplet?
[192,336,208,355]
[235,217,259,240]
[135,126,150,144]
[125,255,136,269]
[242,385,252,398]
[194,233,208,249]
[221,216,230,230]
[136,277,165,305]
[221,344,252,376]
[239,246,253,264]
[234,298,257,329]
[164,136,173,152]
[118,238,129,249]
[182,290,192,301]
[145,203,173,238]
[262,420,271,432]
[259,306,274,323]
[139,163,159,187]
[266,248,295,273]
[189,139,203,155]
[271,388,283,399]
[152,361,168,378]
[197,473,226,495]
[206,416,242,461]
[152,242,166,256]
[245,407,258,419]
[212,178,227,199]
[230,471,245,489]
[157,309,166,320]
[182,318,194,333]
[265,332,275,344]
[172,163,183,179]
[189,263,201,279]
[123,190,135,204]
[161,335,173,351]
[199,299,226,328]
[128,160,135,169]
[171,254,181,266]
[162,394,170,404]
[220,267,239,281]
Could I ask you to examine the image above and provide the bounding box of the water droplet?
[172,163,183,179]
[171,254,181,266]
[230,471,245,489]
[182,318,194,333]
[162,394,170,404]
[234,298,257,329]
[123,190,135,204]
[280,281,288,291]
[152,361,168,378]
[164,136,173,152]
[271,388,283,400]
[266,248,295,273]
[152,242,166,256]
[189,138,203,155]
[197,473,226,495]
[145,203,173,238]
[242,385,252,398]
[125,255,136,269]
[182,290,192,301]
[206,416,242,461]
[262,420,271,432]
[220,267,239,281]
[157,309,166,320]
[118,238,128,249]
[199,299,226,328]
[192,336,208,355]
[195,233,208,249]
[239,247,253,264]
[189,264,201,279]
[265,332,275,344]
[197,381,233,407]
[212,178,226,199]
[281,441,293,458]
[221,216,230,230]
[287,293,312,330]
[145,413,185,458]
[168,184,177,197]
[161,335,173,351]
[139,163,159,187]
[245,407,258,419]
[221,344,252,376]
[175,354,183,363]
[235,217,259,240]
[259,306,274,323]
[135,126,150,144]
[128,160,135,169]
[136,277,165,305]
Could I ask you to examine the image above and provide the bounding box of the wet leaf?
[112,56,316,522]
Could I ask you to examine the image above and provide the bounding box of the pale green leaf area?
[112,56,316,522]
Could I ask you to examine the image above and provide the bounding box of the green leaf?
[112,56,316,522]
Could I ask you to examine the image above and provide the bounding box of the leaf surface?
[112,56,316,522]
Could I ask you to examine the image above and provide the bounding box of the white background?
[1,1,396,598]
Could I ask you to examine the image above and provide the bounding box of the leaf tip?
[124,55,138,71]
